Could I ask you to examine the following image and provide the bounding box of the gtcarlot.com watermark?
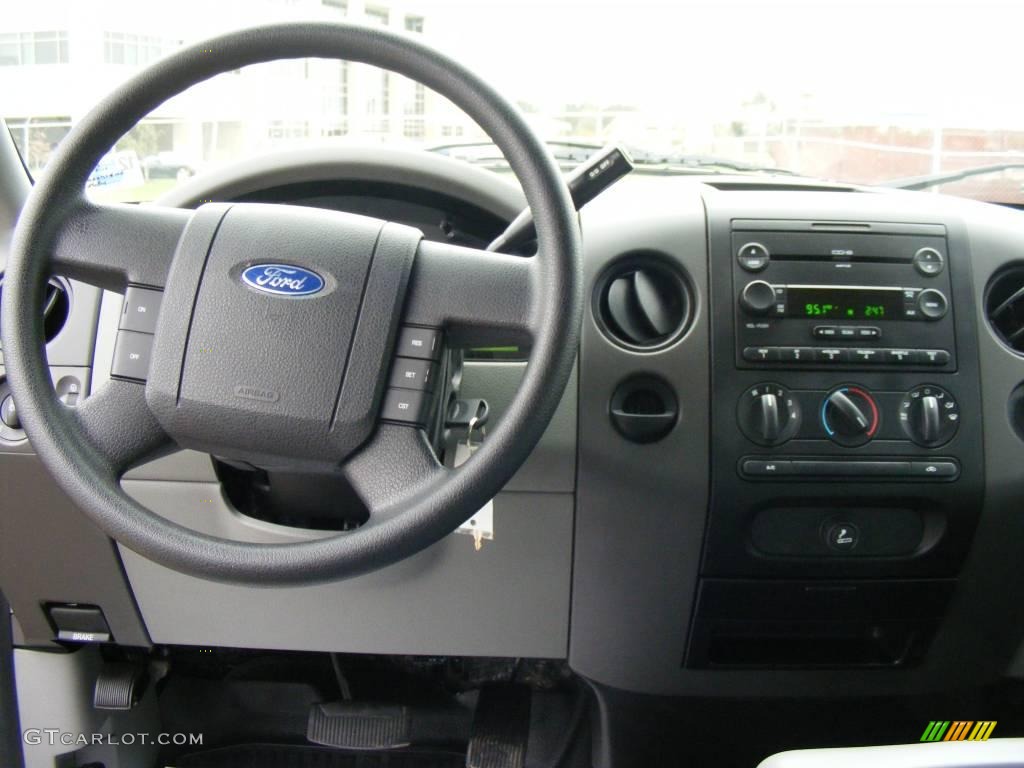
[24,729,203,747]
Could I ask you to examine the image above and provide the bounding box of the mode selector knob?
[740,280,777,316]
[900,385,959,447]
[738,383,801,446]
[822,385,879,447]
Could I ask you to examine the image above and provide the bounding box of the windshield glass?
[5,0,1024,203]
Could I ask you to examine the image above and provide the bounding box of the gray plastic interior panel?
[569,180,711,692]
[118,482,572,657]
[758,740,1024,768]
[0,452,150,648]
[16,646,161,768]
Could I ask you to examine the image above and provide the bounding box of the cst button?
[824,522,860,552]
[380,388,430,425]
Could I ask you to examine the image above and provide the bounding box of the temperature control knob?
[822,385,879,446]
[899,385,960,447]
[738,383,801,446]
[739,280,777,316]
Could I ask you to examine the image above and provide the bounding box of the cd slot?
[771,253,911,264]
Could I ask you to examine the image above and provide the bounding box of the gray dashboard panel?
[118,482,572,657]
[569,180,711,690]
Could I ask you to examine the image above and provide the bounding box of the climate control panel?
[735,381,960,454]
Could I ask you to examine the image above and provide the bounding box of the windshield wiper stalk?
[487,144,634,254]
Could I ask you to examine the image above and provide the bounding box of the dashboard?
[2,145,1024,702]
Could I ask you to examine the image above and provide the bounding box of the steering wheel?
[2,23,582,585]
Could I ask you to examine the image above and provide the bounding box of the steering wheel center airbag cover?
[146,203,421,467]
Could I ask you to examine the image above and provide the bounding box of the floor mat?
[172,743,465,768]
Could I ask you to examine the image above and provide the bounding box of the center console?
[690,216,985,669]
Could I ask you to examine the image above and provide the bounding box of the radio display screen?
[787,287,903,321]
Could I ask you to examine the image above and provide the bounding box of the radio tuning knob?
[740,280,777,316]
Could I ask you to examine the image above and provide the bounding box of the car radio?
[732,227,956,371]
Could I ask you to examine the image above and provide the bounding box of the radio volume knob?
[740,280,777,316]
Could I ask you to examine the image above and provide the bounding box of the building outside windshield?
[3,0,1024,204]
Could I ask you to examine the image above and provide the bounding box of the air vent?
[594,255,692,350]
[0,277,71,346]
[985,266,1024,354]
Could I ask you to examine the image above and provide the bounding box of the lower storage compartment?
[686,578,955,669]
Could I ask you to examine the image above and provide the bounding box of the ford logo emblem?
[241,264,325,297]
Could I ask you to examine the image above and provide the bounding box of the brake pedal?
[466,684,531,768]
[93,662,148,711]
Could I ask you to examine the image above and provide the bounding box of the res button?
[396,326,443,360]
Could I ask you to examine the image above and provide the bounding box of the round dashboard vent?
[594,255,692,350]
[0,277,71,346]
[985,265,1024,354]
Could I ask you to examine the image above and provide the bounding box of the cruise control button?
[119,287,163,334]
[111,330,154,382]
[911,460,960,478]
[395,327,443,360]
[380,388,430,425]
[743,346,779,362]
[389,358,436,391]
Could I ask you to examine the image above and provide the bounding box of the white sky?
[413,0,1024,125]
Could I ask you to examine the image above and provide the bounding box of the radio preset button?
[851,348,880,363]
[737,242,770,272]
[885,349,913,364]
[913,247,945,276]
[779,347,814,363]
[743,346,779,362]
[911,349,950,365]
[815,348,846,363]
